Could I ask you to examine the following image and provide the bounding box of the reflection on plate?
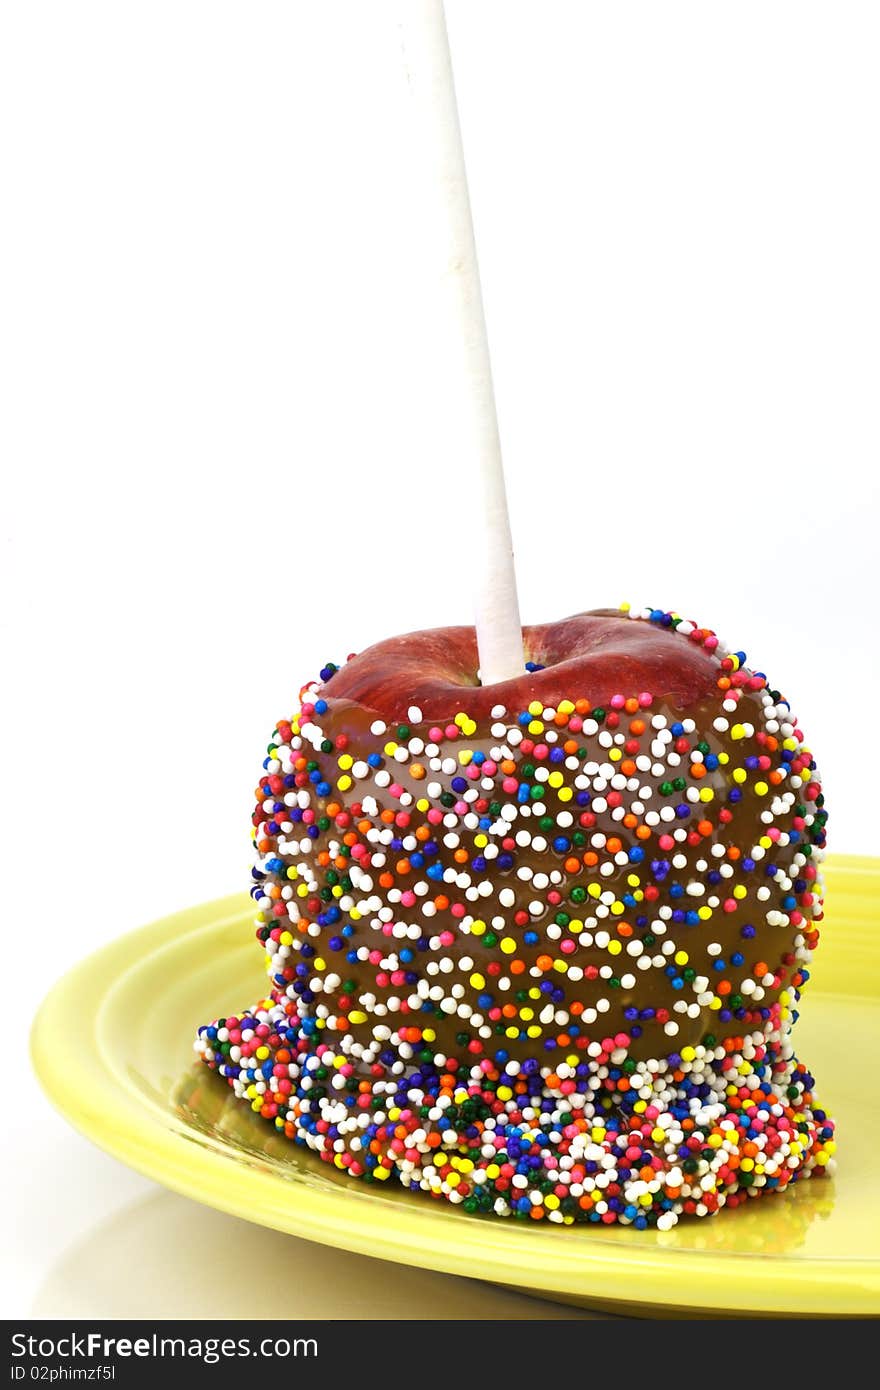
[32,855,880,1317]
[174,1064,835,1260]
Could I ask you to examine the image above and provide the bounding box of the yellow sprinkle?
[500,937,516,955]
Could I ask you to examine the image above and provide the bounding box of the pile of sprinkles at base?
[196,606,836,1229]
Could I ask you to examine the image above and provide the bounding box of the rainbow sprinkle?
[196,606,835,1229]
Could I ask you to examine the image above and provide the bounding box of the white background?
[2,0,878,1319]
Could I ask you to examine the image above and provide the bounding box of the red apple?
[323,609,719,720]
[197,604,832,1231]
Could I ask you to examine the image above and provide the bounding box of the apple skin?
[321,610,720,721]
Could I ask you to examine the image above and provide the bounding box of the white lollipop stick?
[398,0,523,685]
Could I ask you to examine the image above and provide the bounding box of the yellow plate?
[32,854,880,1318]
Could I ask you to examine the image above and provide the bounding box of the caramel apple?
[196,606,834,1229]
